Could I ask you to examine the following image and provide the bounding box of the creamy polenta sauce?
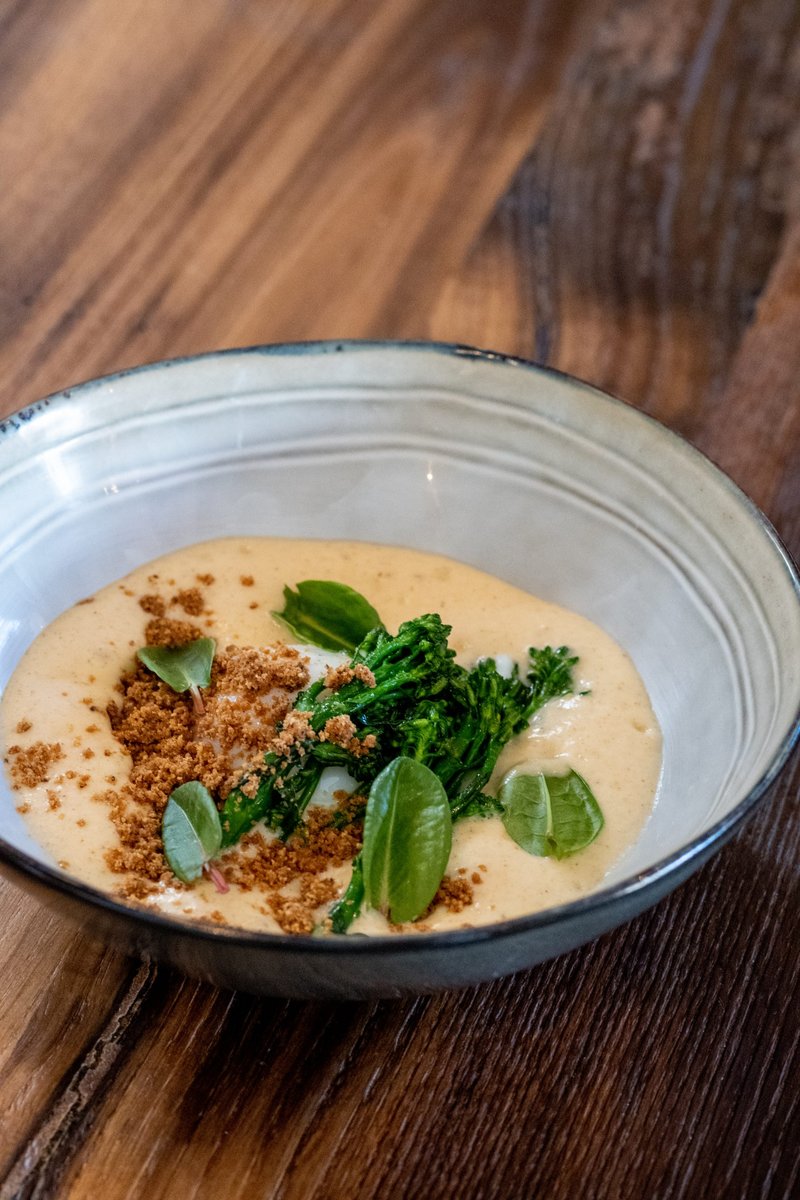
[0,538,661,934]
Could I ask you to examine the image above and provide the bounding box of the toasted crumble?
[219,644,310,697]
[323,662,377,691]
[6,741,64,788]
[319,715,377,758]
[138,594,166,617]
[271,708,314,754]
[268,894,315,935]
[267,872,343,934]
[97,643,364,906]
[143,616,204,646]
[221,802,363,896]
[433,875,475,913]
[299,875,340,908]
[171,587,205,616]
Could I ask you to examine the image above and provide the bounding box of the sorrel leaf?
[500,769,603,859]
[362,756,451,924]
[162,780,223,883]
[498,772,552,856]
[137,637,216,713]
[272,580,382,653]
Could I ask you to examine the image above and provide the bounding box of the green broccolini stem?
[328,856,365,933]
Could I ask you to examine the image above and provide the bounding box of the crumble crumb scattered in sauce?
[171,587,205,615]
[6,741,63,788]
[434,875,475,913]
[0,537,662,937]
[144,616,203,646]
[138,594,165,617]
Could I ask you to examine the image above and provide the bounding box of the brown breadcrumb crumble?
[221,644,309,696]
[15,719,32,734]
[224,801,364,933]
[96,618,372,934]
[271,709,314,755]
[6,741,64,788]
[171,587,205,616]
[319,715,377,758]
[103,641,313,889]
[433,875,475,913]
[324,662,377,691]
[138,594,166,617]
[144,616,204,646]
[407,873,481,927]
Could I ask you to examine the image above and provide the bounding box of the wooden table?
[1,2,798,1196]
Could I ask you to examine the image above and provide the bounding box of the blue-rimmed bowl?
[1,342,798,997]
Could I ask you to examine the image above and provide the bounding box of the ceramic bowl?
[1,342,798,998]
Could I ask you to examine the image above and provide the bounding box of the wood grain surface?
[1,2,798,1197]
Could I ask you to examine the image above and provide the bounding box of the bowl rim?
[1,338,798,956]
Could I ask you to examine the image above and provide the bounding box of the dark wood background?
[1,2,798,1197]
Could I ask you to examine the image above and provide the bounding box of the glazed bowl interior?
[1,342,798,977]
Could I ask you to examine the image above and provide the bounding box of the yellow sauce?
[0,538,661,933]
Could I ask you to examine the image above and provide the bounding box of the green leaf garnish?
[272,580,382,653]
[162,780,223,883]
[500,769,604,859]
[362,756,452,924]
[137,637,216,714]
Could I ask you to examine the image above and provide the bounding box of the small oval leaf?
[162,780,223,883]
[362,756,452,925]
[272,581,382,653]
[499,773,552,856]
[545,770,604,859]
[137,637,216,696]
[500,769,603,859]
